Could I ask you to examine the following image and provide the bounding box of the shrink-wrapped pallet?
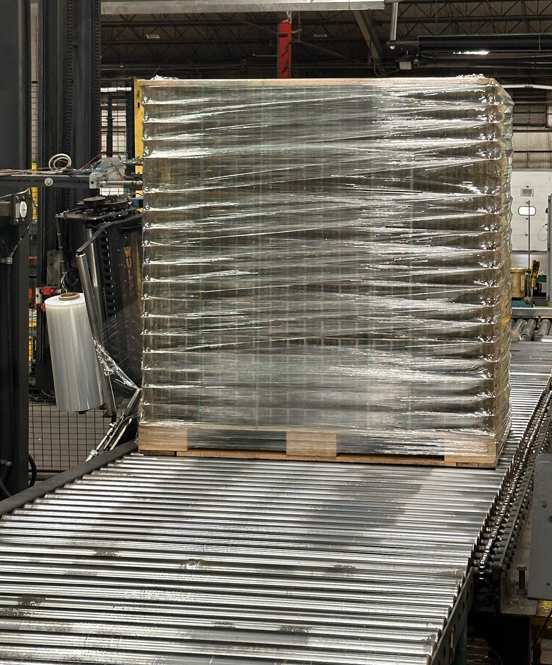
[139,77,513,467]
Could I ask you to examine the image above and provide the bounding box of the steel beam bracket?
[0,190,33,225]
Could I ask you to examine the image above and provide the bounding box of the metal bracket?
[431,570,474,665]
[529,453,552,599]
[0,190,33,263]
[0,190,32,225]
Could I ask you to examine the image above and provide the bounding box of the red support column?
[278,20,292,78]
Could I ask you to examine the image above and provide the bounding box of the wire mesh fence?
[101,86,131,158]
[27,81,134,474]
[29,400,111,473]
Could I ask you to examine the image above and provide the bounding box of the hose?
[0,476,10,498]
[28,454,37,488]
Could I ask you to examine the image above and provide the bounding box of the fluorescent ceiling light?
[453,50,490,55]
[102,1,385,14]
[518,205,536,217]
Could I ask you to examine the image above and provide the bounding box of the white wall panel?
[511,170,552,268]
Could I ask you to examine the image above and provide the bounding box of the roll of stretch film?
[45,292,103,412]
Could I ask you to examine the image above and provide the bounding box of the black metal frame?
[469,379,552,665]
[432,570,473,665]
[0,0,31,496]
[35,0,102,393]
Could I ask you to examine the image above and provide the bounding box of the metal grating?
[0,343,549,664]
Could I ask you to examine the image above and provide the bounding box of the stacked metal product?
[140,77,513,466]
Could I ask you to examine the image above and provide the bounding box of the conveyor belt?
[0,344,550,665]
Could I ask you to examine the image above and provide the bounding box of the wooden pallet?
[138,424,503,468]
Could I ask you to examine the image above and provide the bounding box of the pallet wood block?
[286,431,337,457]
[139,426,188,453]
[443,433,505,468]
[171,449,497,468]
[138,424,500,467]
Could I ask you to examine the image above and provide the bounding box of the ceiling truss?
[100,3,552,81]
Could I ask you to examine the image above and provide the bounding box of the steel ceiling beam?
[353,9,382,61]
[101,9,372,72]
[102,1,384,14]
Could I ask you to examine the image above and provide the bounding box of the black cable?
[75,214,143,256]
[532,603,552,649]
[28,454,37,488]
[0,457,38,495]
[0,476,11,498]
[488,646,504,665]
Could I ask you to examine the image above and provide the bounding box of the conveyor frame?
[0,345,551,665]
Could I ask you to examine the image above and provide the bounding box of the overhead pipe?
[389,1,399,45]
[416,33,552,53]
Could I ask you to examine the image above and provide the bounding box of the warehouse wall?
[511,170,551,270]
[513,132,552,170]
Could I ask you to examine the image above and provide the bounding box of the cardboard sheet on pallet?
[139,77,513,466]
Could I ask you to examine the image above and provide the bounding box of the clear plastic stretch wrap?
[45,293,104,413]
[140,77,513,462]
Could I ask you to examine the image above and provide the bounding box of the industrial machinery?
[2,179,552,664]
[0,156,142,193]
[57,193,143,389]
[0,161,143,393]
[2,5,552,665]
[1,176,552,665]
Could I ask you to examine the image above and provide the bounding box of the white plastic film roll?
[45,292,104,412]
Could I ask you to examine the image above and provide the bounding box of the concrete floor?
[541,641,552,664]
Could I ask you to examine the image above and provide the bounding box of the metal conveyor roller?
[0,343,550,664]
